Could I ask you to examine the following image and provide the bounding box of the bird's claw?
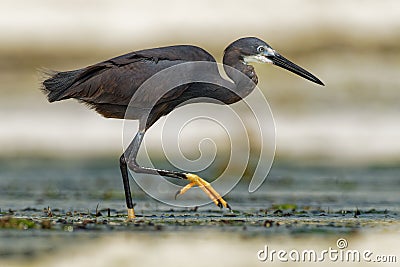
[175,173,231,211]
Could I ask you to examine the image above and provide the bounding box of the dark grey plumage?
[41,37,324,217]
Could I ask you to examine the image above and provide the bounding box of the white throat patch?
[243,54,273,64]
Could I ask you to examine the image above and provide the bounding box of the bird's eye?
[257,46,265,53]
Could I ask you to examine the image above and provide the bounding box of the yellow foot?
[127,208,135,220]
[175,173,231,210]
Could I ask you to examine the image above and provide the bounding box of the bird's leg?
[125,130,231,211]
[119,130,148,220]
[119,154,135,220]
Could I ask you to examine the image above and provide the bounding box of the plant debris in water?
[1,204,398,233]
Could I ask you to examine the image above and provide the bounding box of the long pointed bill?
[268,53,325,86]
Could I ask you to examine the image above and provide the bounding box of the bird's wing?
[58,45,217,109]
[109,45,216,64]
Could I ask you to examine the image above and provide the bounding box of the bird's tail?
[40,68,83,102]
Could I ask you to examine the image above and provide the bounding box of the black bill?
[269,53,325,86]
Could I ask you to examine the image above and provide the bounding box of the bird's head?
[226,37,324,86]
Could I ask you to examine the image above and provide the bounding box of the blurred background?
[1,1,400,266]
[1,0,400,166]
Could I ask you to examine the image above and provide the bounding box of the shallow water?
[1,158,400,212]
[1,157,399,266]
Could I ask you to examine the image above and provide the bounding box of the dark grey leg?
[121,129,231,217]
[119,130,145,219]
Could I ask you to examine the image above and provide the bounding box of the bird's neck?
[222,48,258,101]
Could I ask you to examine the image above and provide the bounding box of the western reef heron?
[41,37,324,219]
